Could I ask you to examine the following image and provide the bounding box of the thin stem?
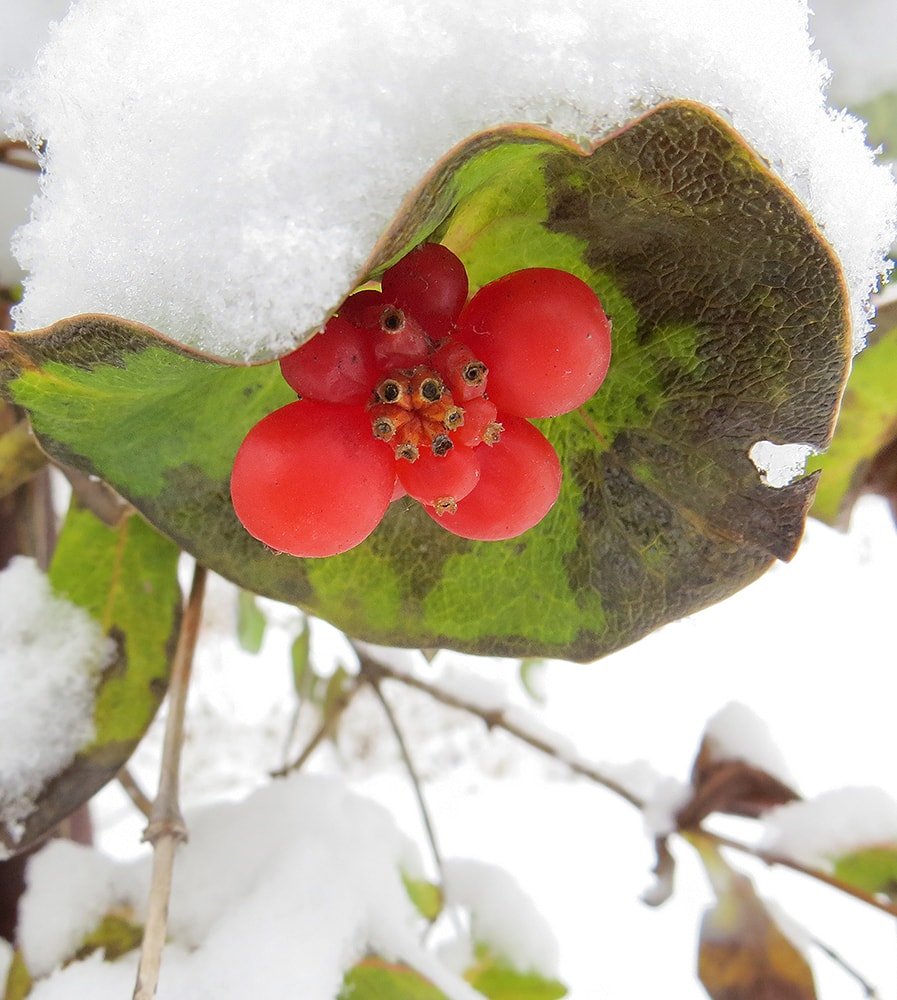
[132,562,207,1000]
[356,650,644,809]
[118,767,154,820]
[700,830,897,920]
[365,669,444,876]
[273,675,360,777]
[811,935,880,998]
[356,648,897,925]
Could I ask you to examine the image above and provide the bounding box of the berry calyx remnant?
[231,243,612,557]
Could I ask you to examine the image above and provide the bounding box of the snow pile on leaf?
[17,774,530,1000]
[2,0,894,358]
[761,786,897,868]
[0,556,109,845]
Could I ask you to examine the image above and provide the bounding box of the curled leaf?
[0,102,850,660]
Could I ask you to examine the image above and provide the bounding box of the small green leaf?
[0,420,47,498]
[338,957,450,1000]
[1,951,31,1000]
[236,589,266,653]
[0,101,850,661]
[833,845,897,901]
[4,501,181,855]
[73,911,144,963]
[518,659,547,704]
[808,302,897,525]
[402,875,444,922]
[290,622,312,701]
[466,946,567,1000]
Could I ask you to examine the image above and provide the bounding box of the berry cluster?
[231,244,611,557]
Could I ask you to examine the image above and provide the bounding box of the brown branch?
[698,830,897,920]
[355,648,645,809]
[117,767,154,820]
[356,647,897,925]
[133,562,207,1000]
[273,674,360,778]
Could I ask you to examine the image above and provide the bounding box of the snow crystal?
[441,857,560,978]
[762,786,897,868]
[0,557,110,841]
[20,773,487,1000]
[702,702,794,786]
[2,0,894,359]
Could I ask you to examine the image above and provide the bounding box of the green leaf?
[1,951,31,1000]
[3,501,181,855]
[236,589,267,653]
[808,300,897,525]
[466,946,567,1000]
[290,622,312,701]
[0,101,849,661]
[338,957,451,1000]
[832,845,897,901]
[402,875,444,922]
[73,911,144,963]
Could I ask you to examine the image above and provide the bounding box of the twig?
[132,562,207,1000]
[811,934,880,998]
[355,649,645,809]
[700,830,897,920]
[363,666,444,876]
[273,675,360,777]
[356,647,897,924]
[117,767,154,820]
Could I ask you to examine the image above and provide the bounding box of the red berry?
[451,396,499,448]
[426,416,561,540]
[279,316,378,405]
[455,268,611,418]
[231,400,395,557]
[338,288,384,327]
[397,443,481,512]
[429,339,488,402]
[381,243,469,340]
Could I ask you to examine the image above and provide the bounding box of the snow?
[0,556,111,846]
[702,702,795,787]
[441,857,560,976]
[19,773,490,1000]
[1,0,893,359]
[762,787,897,868]
[6,496,897,998]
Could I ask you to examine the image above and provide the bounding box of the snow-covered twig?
[133,561,207,1000]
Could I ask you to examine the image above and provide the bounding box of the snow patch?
[762,786,897,867]
[3,0,894,358]
[0,557,110,842]
[20,774,488,1000]
[703,702,794,786]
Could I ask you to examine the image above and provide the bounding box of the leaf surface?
[696,840,817,1000]
[808,298,897,526]
[338,957,450,1000]
[1,502,181,854]
[832,844,897,901]
[465,945,567,1000]
[0,102,850,660]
